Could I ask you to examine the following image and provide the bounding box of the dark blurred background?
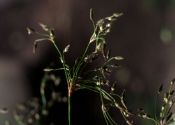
[0,0,175,125]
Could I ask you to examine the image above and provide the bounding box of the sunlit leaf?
[63,44,70,53]
[27,27,35,35]
[39,23,49,31]
[114,56,124,60]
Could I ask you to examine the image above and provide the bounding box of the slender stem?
[72,26,98,82]
[68,93,71,125]
[51,40,72,125]
[73,43,90,81]
[52,41,62,57]
[52,41,70,82]
[68,83,72,125]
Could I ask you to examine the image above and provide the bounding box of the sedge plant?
[8,9,175,125]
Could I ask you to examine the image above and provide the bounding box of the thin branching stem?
[51,39,72,125]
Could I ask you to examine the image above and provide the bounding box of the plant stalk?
[68,82,72,125]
